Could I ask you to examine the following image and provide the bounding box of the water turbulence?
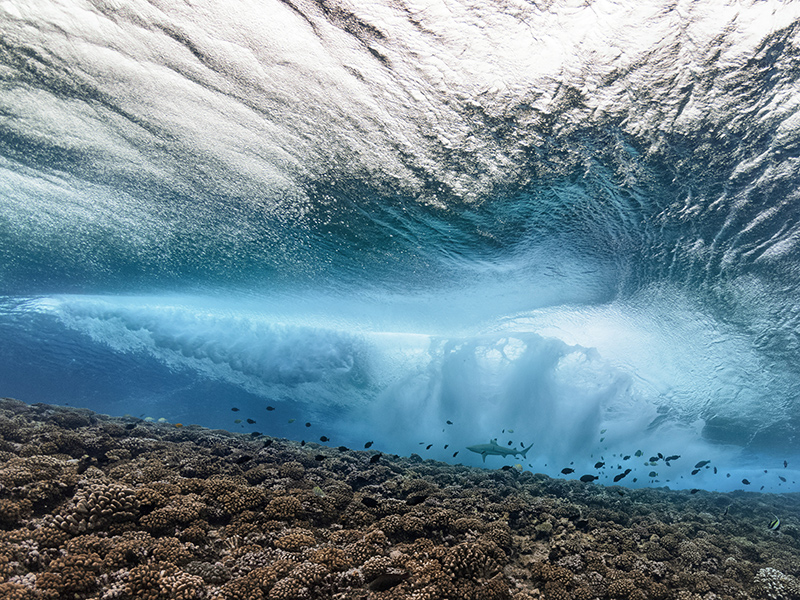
[2,0,800,493]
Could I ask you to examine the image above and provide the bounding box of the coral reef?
[0,397,798,599]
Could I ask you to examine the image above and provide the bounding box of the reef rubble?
[0,397,798,600]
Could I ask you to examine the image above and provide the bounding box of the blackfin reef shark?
[467,438,533,462]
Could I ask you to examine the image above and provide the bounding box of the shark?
[466,438,533,462]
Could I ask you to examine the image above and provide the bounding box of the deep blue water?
[2,0,800,491]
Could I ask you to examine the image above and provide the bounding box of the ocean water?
[1,0,800,493]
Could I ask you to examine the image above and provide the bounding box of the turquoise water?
[2,0,800,492]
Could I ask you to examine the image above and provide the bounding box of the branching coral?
[752,567,800,600]
[0,400,797,600]
[52,481,138,534]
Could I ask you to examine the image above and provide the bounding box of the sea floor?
[0,398,798,600]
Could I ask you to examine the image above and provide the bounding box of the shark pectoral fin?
[482,453,487,462]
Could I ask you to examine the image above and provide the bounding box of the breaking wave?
[2,0,800,490]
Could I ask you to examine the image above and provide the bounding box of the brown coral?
[266,495,302,521]
[0,582,37,600]
[152,536,195,565]
[268,576,303,600]
[310,546,351,571]
[184,560,232,584]
[36,552,102,597]
[220,560,296,600]
[124,561,205,600]
[139,493,206,531]
[443,541,503,580]
[52,481,138,534]
[274,531,317,552]
[278,461,305,480]
[289,561,328,587]
[0,498,32,528]
[103,530,155,569]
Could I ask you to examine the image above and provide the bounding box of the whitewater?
[2,0,800,492]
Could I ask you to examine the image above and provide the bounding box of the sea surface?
[2,0,800,492]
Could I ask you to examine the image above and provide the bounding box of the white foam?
[10,290,797,492]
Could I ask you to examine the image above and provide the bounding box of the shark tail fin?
[520,443,534,459]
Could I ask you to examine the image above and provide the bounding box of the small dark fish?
[320,436,329,442]
[695,460,710,468]
[231,407,240,412]
[446,420,453,425]
[779,476,787,482]
[666,455,680,461]
[649,456,659,462]
[658,453,664,459]
[315,455,326,461]
[649,471,658,477]
[426,444,433,450]
[246,418,256,424]
[580,474,598,483]
[723,506,729,516]
[742,478,751,485]
[594,461,605,469]
[300,441,305,446]
[623,455,631,460]
[337,446,348,452]
[125,423,136,430]
[784,460,788,468]
[501,465,513,471]
[361,497,378,508]
[235,455,253,464]
[364,441,374,449]
[406,494,428,506]
[452,451,459,457]
[444,444,449,449]
[507,441,513,446]
[690,489,699,494]
[250,432,261,437]
[263,439,273,447]
[714,466,717,474]
[266,406,275,411]
[370,453,382,464]
[691,469,700,475]
[367,573,409,592]
[305,422,311,427]
[561,468,575,474]
[613,469,631,483]
[634,450,643,457]
[617,490,625,496]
